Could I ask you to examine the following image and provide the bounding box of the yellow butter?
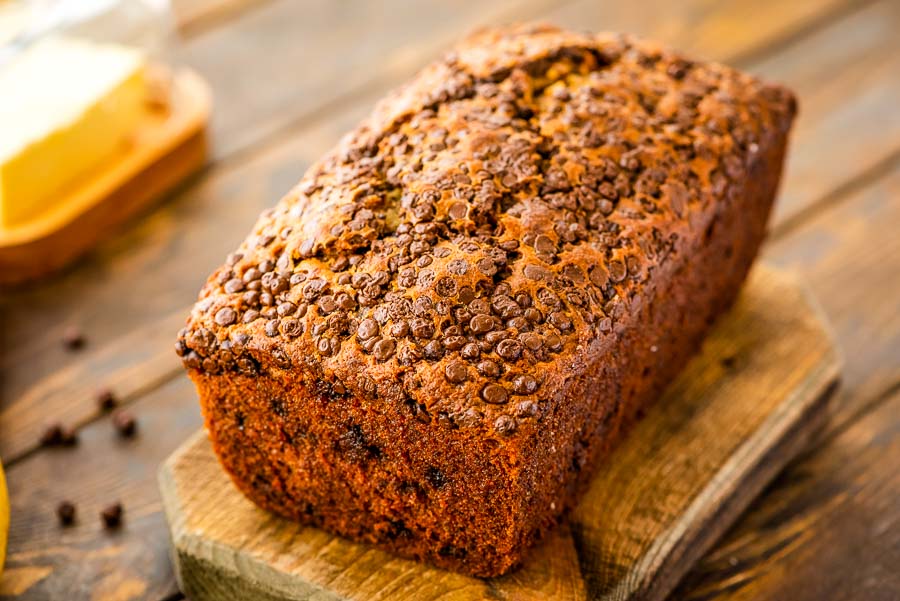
[0,36,146,229]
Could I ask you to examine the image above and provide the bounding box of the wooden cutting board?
[159,265,841,601]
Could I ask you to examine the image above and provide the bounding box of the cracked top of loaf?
[177,24,796,435]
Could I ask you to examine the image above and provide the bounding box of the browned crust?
[177,24,796,576]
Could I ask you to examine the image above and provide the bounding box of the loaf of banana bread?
[176,24,796,576]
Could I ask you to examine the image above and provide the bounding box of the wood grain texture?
[171,0,271,37]
[674,389,900,601]
[173,0,568,161]
[764,161,900,438]
[158,266,840,601]
[0,0,873,464]
[0,69,210,287]
[0,375,203,600]
[752,0,900,229]
[545,0,858,63]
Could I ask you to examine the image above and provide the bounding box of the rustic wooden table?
[1,0,898,599]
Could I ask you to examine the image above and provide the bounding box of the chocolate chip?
[214,307,237,326]
[96,388,117,411]
[477,359,500,378]
[599,182,618,200]
[608,260,627,283]
[277,302,297,317]
[549,311,573,332]
[424,340,444,360]
[496,339,523,361]
[100,503,123,529]
[512,374,539,394]
[435,277,458,297]
[516,400,539,418]
[523,264,547,281]
[545,333,563,352]
[667,58,692,79]
[444,335,466,351]
[410,318,434,339]
[447,259,469,275]
[534,235,556,254]
[590,265,609,287]
[509,316,530,332]
[317,337,335,356]
[280,318,304,338]
[444,361,468,384]
[318,295,338,314]
[224,278,245,294]
[242,267,262,283]
[461,343,480,360]
[262,273,288,294]
[476,257,497,276]
[520,332,543,351]
[494,414,517,434]
[417,269,435,288]
[373,338,396,361]
[41,423,77,447]
[391,321,410,337]
[626,255,641,276]
[61,326,85,351]
[524,308,543,324]
[112,411,137,438]
[265,319,280,337]
[57,501,76,526]
[597,199,614,216]
[448,202,468,220]
[481,383,509,404]
[357,318,379,340]
[469,314,494,334]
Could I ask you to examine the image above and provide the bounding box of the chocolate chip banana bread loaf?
[176,24,796,576]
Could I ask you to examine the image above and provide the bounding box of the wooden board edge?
[158,431,344,601]
[612,273,844,601]
[633,362,840,601]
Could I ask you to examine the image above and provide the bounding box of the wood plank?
[172,0,566,161]
[747,0,900,228]
[763,161,900,434]
[674,389,900,601]
[171,0,271,37]
[0,0,872,463]
[158,266,840,601]
[0,375,202,601]
[545,0,855,63]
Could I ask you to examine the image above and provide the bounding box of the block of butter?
[0,36,147,229]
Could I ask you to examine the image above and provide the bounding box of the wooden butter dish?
[0,67,211,287]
